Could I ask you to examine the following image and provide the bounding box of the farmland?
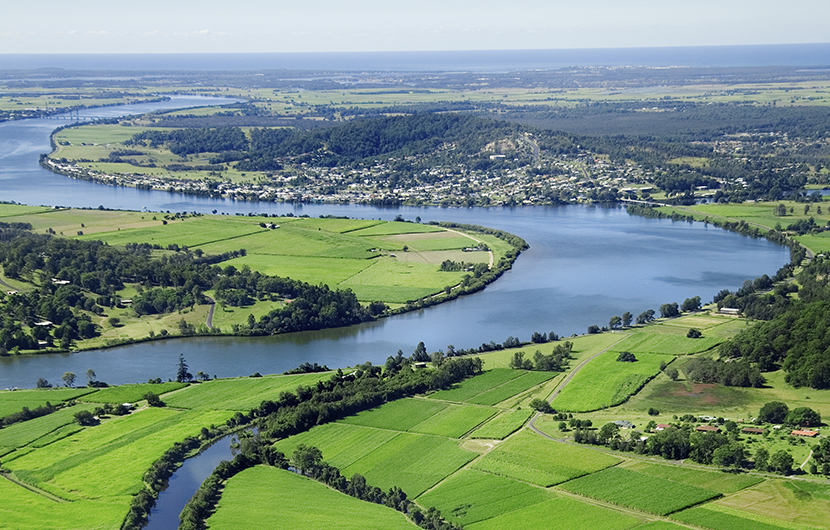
[205,466,417,530]
[551,351,670,412]
[558,466,721,516]
[0,203,517,351]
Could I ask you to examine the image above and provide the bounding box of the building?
[695,425,721,433]
[741,427,765,435]
[791,430,819,437]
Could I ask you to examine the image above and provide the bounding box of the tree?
[529,398,554,414]
[598,423,620,444]
[617,351,637,362]
[648,407,660,416]
[176,354,192,383]
[86,369,96,384]
[687,328,702,338]
[74,410,97,426]
[587,324,600,334]
[292,444,323,475]
[659,302,680,319]
[754,446,769,471]
[636,309,655,325]
[609,315,622,329]
[774,203,787,216]
[681,296,701,312]
[144,391,163,407]
[622,312,632,328]
[509,351,533,370]
[758,401,789,424]
[36,377,52,389]
[769,450,794,475]
[62,372,76,388]
[786,407,821,427]
[713,442,746,469]
[666,367,679,380]
[412,342,429,362]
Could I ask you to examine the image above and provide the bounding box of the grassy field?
[0,404,94,454]
[672,505,800,530]
[551,351,670,412]
[471,430,621,486]
[272,422,477,497]
[469,409,533,439]
[80,382,186,404]
[416,469,550,526]
[619,461,763,494]
[0,388,96,419]
[709,479,830,529]
[464,494,644,530]
[427,368,525,403]
[161,373,329,411]
[206,466,417,530]
[558,466,721,516]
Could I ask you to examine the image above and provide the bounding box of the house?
[695,425,721,433]
[791,430,819,437]
[741,427,765,435]
[655,424,671,431]
[614,420,634,429]
[718,307,740,316]
[34,321,53,327]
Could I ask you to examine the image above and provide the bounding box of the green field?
[0,404,94,453]
[416,469,550,526]
[471,430,621,486]
[466,371,556,406]
[465,494,644,530]
[672,506,796,530]
[428,368,524,403]
[408,404,496,438]
[710,479,830,529]
[469,409,533,439]
[558,467,721,516]
[271,422,477,496]
[615,331,722,355]
[206,466,417,530]
[0,388,96,419]
[162,373,329,411]
[339,398,449,431]
[621,461,763,494]
[80,382,186,404]
[552,351,670,412]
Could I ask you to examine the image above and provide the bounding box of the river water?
[0,98,790,389]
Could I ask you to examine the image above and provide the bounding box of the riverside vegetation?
[3,302,830,530]
[0,203,524,354]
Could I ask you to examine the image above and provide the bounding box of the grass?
[0,388,96,419]
[272,423,477,496]
[206,466,417,530]
[3,407,232,501]
[428,369,524,403]
[466,372,556,406]
[471,430,621,486]
[614,331,723,355]
[558,466,721,516]
[710,478,830,529]
[0,404,95,450]
[340,398,448,431]
[469,409,533,439]
[408,404,496,438]
[79,382,186,404]
[465,494,644,530]
[416,469,550,526]
[161,373,329,411]
[552,351,670,412]
[672,505,797,530]
[620,461,763,494]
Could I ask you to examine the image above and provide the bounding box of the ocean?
[0,43,828,72]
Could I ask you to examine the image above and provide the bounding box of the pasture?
[551,351,670,412]
[416,469,550,526]
[206,466,417,530]
[710,479,830,529]
[162,373,329,411]
[471,430,620,486]
[271,422,477,496]
[81,382,186,403]
[620,461,762,494]
[672,506,795,530]
[464,494,644,530]
[558,467,721,516]
[0,388,95,419]
[469,409,533,439]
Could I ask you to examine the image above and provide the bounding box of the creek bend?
[0,100,790,389]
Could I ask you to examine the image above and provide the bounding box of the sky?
[1,0,828,54]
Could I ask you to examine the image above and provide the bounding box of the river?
[0,98,790,389]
